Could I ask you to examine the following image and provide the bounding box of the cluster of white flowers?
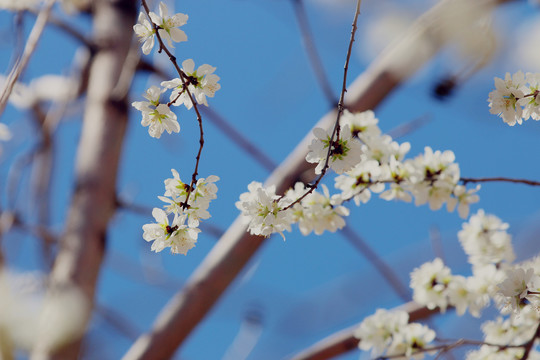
[458,210,515,267]
[132,2,220,139]
[466,305,540,360]
[134,2,222,253]
[488,71,540,126]
[409,257,498,317]
[354,309,436,359]
[497,259,540,314]
[235,182,349,239]
[358,211,539,359]
[409,211,540,319]
[237,110,480,240]
[131,85,179,139]
[133,2,188,55]
[161,59,221,109]
[142,169,219,254]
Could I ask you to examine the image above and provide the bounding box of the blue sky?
[1,0,540,359]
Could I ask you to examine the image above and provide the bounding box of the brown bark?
[30,0,136,358]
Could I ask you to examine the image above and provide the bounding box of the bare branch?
[283,0,362,210]
[30,0,137,358]
[28,9,96,50]
[200,106,277,172]
[291,0,337,106]
[341,226,410,302]
[0,0,56,118]
[461,177,540,187]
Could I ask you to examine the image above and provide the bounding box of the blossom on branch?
[285,183,349,235]
[162,59,221,109]
[487,71,540,126]
[410,257,453,312]
[132,85,180,138]
[355,309,436,359]
[306,125,362,175]
[458,210,515,266]
[497,266,540,313]
[148,2,188,48]
[235,182,293,239]
[134,12,156,55]
[142,208,199,255]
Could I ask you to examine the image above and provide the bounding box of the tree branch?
[123,0,514,359]
[288,302,437,360]
[0,0,56,118]
[30,0,137,358]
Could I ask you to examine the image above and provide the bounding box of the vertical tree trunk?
[31,0,136,358]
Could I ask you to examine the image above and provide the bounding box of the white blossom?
[354,309,409,357]
[306,125,362,175]
[340,110,381,142]
[148,2,188,48]
[161,59,221,109]
[458,210,515,266]
[142,208,199,255]
[386,323,436,360]
[410,258,453,312]
[334,159,384,206]
[408,147,460,212]
[355,309,435,359]
[497,266,540,313]
[134,12,156,55]
[286,183,349,235]
[159,170,219,228]
[132,85,180,138]
[235,182,293,239]
[362,133,410,164]
[447,184,480,219]
[488,71,528,126]
[519,72,540,121]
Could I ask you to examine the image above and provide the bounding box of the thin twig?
[341,226,410,301]
[291,0,337,106]
[95,304,141,340]
[519,321,540,360]
[123,1,515,358]
[201,106,277,172]
[28,8,95,51]
[140,0,205,209]
[283,0,362,211]
[0,0,56,118]
[135,57,278,172]
[461,177,540,187]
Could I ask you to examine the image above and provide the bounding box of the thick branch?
[123,0,513,359]
[30,0,136,358]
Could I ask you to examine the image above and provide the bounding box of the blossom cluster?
[357,211,540,359]
[132,2,220,139]
[354,309,435,359]
[237,110,480,240]
[488,71,540,126]
[467,304,540,360]
[135,2,222,253]
[235,182,349,239]
[142,169,219,254]
[410,211,540,318]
